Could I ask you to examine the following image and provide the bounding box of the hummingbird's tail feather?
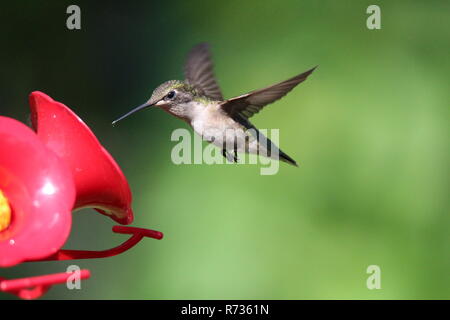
[256,134,298,167]
[234,114,298,167]
[278,149,298,167]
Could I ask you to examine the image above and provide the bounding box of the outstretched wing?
[220,66,316,119]
[184,43,223,101]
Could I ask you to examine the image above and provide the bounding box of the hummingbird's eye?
[166,90,176,100]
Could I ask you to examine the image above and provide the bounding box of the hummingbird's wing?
[184,43,224,101]
[220,67,316,119]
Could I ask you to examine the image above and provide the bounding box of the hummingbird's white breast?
[189,101,260,154]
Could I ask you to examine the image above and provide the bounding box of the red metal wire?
[0,225,163,299]
[0,270,90,299]
[38,226,163,261]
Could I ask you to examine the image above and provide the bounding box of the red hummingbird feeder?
[0,92,163,299]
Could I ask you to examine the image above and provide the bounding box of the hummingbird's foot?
[222,149,239,163]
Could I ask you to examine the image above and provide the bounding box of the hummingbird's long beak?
[112,102,154,125]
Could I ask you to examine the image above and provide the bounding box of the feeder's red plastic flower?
[0,117,75,267]
[0,91,163,299]
[29,91,133,225]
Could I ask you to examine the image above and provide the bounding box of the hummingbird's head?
[112,80,197,125]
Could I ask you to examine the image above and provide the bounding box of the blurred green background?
[0,0,448,299]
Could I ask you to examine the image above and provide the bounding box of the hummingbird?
[112,43,316,166]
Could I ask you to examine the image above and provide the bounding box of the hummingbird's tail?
[256,131,298,167]
[235,114,299,167]
[278,149,298,167]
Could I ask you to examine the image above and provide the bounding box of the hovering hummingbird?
[112,43,316,166]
